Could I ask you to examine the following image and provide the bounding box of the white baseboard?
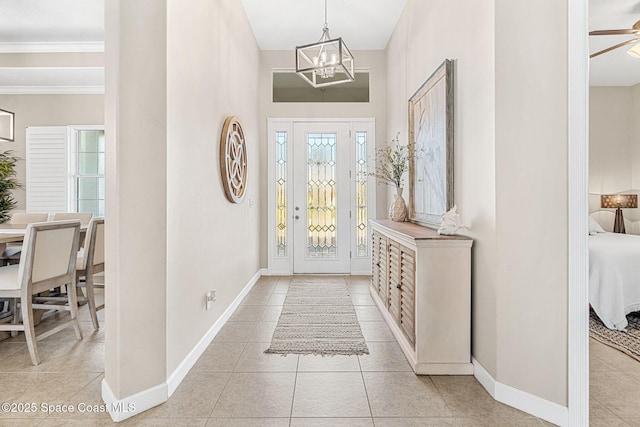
[102,268,265,422]
[266,269,292,276]
[266,270,372,276]
[472,356,496,396]
[166,268,265,396]
[351,270,372,276]
[472,357,568,427]
[102,378,167,422]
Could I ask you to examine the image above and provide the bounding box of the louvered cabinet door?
[371,230,389,303]
[371,231,382,297]
[399,245,416,346]
[388,240,402,321]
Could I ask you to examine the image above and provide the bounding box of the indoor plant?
[371,132,410,221]
[0,151,19,223]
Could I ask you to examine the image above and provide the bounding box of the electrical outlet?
[205,290,217,310]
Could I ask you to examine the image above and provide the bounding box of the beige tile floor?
[590,336,640,426]
[0,275,630,426]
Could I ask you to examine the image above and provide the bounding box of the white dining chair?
[0,220,82,365]
[52,212,93,224]
[76,217,104,330]
[9,213,49,225]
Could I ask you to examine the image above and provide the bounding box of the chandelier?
[295,0,355,88]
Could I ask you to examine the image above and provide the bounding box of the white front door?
[293,122,351,273]
[267,118,375,275]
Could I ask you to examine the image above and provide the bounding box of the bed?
[590,227,640,331]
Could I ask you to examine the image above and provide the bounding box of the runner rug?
[590,309,640,362]
[264,278,369,356]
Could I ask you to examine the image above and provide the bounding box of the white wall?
[387,0,569,408]
[589,87,633,195]
[590,85,640,229]
[104,0,168,401]
[0,94,104,210]
[104,0,262,412]
[495,0,568,406]
[386,0,498,377]
[632,84,640,188]
[166,0,261,373]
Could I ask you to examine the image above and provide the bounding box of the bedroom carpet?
[264,277,369,356]
[590,309,640,362]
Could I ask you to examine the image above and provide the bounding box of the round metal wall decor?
[219,115,247,203]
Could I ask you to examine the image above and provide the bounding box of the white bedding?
[590,232,640,330]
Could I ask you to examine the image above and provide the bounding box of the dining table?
[0,222,88,246]
[0,224,29,245]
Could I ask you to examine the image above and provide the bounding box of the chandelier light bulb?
[627,43,640,58]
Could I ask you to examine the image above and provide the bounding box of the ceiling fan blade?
[590,38,640,58]
[589,29,637,36]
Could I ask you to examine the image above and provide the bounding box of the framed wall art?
[220,115,247,204]
[408,59,454,227]
[0,109,15,142]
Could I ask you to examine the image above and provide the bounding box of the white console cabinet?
[370,219,473,375]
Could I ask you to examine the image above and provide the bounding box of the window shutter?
[26,126,69,213]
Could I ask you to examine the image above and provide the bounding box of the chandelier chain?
[324,0,328,29]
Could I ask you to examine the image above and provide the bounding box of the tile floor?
[0,275,631,426]
[589,337,640,426]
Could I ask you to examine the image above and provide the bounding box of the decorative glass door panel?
[293,123,350,273]
[307,133,337,258]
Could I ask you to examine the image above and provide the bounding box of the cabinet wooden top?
[371,219,472,241]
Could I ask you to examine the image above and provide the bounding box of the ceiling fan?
[590,19,640,58]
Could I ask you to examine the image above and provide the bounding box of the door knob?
[295,206,300,211]
[295,215,300,220]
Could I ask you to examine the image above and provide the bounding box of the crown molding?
[0,86,104,95]
[0,42,104,53]
[0,67,104,94]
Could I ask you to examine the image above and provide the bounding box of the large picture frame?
[408,59,454,227]
[0,109,14,142]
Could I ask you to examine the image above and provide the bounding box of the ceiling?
[0,0,103,45]
[240,0,407,50]
[0,0,639,90]
[590,0,640,86]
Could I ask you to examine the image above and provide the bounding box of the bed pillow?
[589,216,605,235]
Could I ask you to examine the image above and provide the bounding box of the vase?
[389,186,407,222]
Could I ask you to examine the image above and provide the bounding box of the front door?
[293,122,351,273]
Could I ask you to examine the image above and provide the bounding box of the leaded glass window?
[275,131,287,257]
[306,133,338,258]
[355,131,368,257]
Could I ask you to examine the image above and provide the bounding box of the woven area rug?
[264,278,369,356]
[590,310,640,362]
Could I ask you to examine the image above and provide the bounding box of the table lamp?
[601,194,638,233]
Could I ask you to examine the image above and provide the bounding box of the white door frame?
[267,118,376,275]
[568,0,589,425]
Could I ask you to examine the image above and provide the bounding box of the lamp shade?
[0,109,14,142]
[601,194,638,209]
